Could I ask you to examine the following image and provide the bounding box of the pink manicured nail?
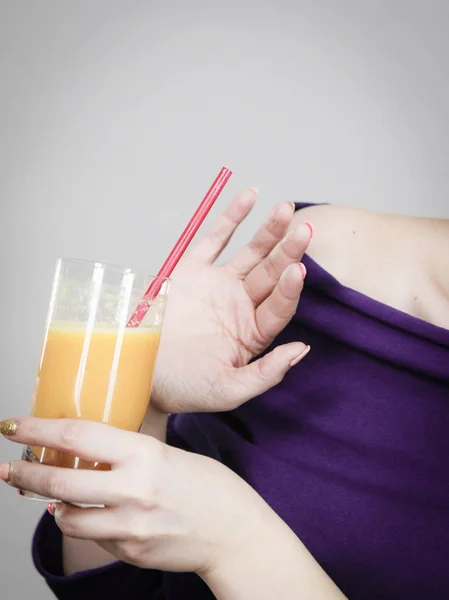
[299,263,307,279]
[305,222,315,238]
[289,345,311,367]
[47,503,55,516]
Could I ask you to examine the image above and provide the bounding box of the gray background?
[0,1,448,598]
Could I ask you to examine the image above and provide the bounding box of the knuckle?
[126,514,150,542]
[136,437,155,460]
[255,360,270,383]
[122,439,166,510]
[27,418,40,439]
[7,462,21,487]
[257,350,284,383]
[209,221,228,241]
[45,472,68,499]
[121,486,151,509]
[263,255,278,281]
[57,516,78,538]
[118,541,142,564]
[267,295,290,320]
[121,482,158,511]
[135,436,165,464]
[247,239,265,260]
[266,216,282,237]
[56,514,73,536]
[283,225,307,255]
[59,421,81,450]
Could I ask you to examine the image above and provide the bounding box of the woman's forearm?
[62,404,168,575]
[60,408,340,598]
[202,516,346,600]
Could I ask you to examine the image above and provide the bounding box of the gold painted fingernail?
[0,419,19,436]
[288,201,296,212]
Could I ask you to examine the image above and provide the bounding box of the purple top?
[33,204,449,599]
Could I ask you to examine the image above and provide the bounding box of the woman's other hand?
[151,189,312,414]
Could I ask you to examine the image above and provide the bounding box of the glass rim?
[58,257,170,281]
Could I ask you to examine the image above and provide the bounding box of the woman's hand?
[151,189,312,415]
[0,417,275,574]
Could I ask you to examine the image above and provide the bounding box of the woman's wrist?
[201,507,346,600]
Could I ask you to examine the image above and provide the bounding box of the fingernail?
[299,263,307,279]
[288,201,296,212]
[249,187,259,194]
[290,345,311,367]
[0,419,19,437]
[47,503,57,516]
[305,222,315,238]
[0,463,11,481]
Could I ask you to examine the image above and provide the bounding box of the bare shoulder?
[293,204,449,329]
[293,204,392,290]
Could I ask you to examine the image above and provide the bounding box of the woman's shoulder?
[293,204,392,292]
[293,203,449,330]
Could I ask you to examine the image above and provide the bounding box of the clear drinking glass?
[20,259,169,502]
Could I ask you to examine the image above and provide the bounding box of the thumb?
[223,342,311,409]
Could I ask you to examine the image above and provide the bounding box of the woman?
[1,190,448,599]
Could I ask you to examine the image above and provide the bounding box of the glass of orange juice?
[20,258,169,502]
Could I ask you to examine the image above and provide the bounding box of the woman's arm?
[57,409,346,599]
[63,501,346,599]
[63,429,345,596]
[60,190,310,577]
[203,514,345,600]
[2,416,344,599]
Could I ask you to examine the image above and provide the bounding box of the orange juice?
[30,322,160,469]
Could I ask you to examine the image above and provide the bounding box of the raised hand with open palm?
[151,189,312,415]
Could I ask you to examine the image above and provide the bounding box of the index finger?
[189,188,258,264]
[0,417,140,466]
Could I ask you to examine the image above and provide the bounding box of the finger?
[189,188,258,264]
[0,417,143,466]
[224,201,295,278]
[1,460,121,505]
[53,503,123,540]
[222,343,311,409]
[255,263,305,344]
[53,503,157,544]
[243,221,312,306]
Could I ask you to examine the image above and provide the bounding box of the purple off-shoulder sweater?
[33,204,449,599]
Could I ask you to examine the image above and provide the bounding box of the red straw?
[127,166,233,327]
